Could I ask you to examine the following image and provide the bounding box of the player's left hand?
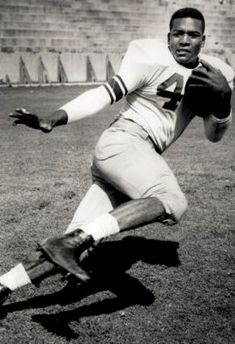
[186,60,231,118]
[9,108,53,132]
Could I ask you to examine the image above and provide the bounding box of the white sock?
[0,263,31,291]
[80,213,120,241]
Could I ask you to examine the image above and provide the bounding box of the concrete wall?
[0,0,234,85]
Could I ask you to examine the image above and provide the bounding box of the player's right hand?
[9,108,53,132]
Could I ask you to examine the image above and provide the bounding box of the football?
[184,66,214,117]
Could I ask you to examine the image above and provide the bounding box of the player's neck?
[177,57,200,69]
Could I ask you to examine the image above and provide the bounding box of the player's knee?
[174,191,188,222]
[156,190,188,225]
[168,191,188,224]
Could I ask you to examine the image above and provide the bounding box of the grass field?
[0,86,234,344]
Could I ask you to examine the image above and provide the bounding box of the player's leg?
[79,131,187,236]
[0,231,91,304]
[39,119,187,277]
[65,179,129,234]
[0,250,57,305]
[38,178,130,281]
[80,118,187,231]
[0,174,128,304]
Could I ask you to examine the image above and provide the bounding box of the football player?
[1,7,234,304]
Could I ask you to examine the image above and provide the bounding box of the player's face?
[168,17,205,68]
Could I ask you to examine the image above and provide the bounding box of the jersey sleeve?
[103,40,150,104]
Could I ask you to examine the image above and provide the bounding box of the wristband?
[211,112,232,124]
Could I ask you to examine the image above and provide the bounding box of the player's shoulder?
[126,39,172,65]
[200,53,235,81]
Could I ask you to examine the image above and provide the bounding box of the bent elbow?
[206,133,223,143]
[205,126,229,143]
[203,113,232,143]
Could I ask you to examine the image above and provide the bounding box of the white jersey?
[104,39,234,152]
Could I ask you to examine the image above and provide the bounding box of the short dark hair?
[169,7,205,33]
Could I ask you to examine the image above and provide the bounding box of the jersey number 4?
[157,73,183,111]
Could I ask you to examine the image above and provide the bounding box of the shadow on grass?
[1,236,180,339]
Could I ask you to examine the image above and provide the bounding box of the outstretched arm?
[59,85,111,123]
[10,85,111,132]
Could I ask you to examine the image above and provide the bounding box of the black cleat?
[39,229,94,282]
[0,283,11,305]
